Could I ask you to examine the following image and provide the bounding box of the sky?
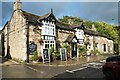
[1,0,119,30]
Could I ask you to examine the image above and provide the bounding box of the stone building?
[2,0,114,62]
[84,25,113,54]
[2,0,77,61]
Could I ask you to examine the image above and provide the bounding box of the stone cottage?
[2,0,77,61]
[1,0,114,62]
[83,24,113,54]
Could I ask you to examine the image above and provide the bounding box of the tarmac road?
[51,60,112,80]
[1,54,114,80]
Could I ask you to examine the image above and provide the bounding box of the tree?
[59,16,83,25]
[84,20,93,29]
[58,15,118,47]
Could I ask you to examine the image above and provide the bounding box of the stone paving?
[1,54,115,66]
[28,54,114,67]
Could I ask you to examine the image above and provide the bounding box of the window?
[44,40,55,49]
[45,44,49,48]
[103,44,106,52]
[42,21,55,36]
[45,36,48,40]
[53,29,54,35]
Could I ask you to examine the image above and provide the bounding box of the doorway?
[71,43,77,58]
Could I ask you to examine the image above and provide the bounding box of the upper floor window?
[41,20,55,36]
[75,29,84,39]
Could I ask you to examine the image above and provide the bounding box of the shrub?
[90,49,99,55]
[78,46,86,56]
[62,43,70,53]
[32,51,38,61]
[50,46,55,55]
[90,50,94,55]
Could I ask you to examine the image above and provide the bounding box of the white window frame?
[42,20,55,36]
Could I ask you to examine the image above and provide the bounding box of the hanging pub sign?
[42,49,50,63]
[29,42,37,55]
[60,48,67,61]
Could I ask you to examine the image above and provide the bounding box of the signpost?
[60,48,67,61]
[42,49,50,63]
[29,42,37,55]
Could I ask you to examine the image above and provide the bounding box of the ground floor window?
[79,39,84,45]
[42,35,55,49]
[44,40,55,49]
[103,44,106,52]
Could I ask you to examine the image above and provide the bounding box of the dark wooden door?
[71,43,77,58]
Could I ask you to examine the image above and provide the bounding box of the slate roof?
[56,21,75,31]
[2,21,9,31]
[65,34,79,43]
[2,9,113,41]
[21,10,40,24]
[71,23,85,30]
[65,34,74,42]
[84,29,102,36]
[21,10,74,31]
[84,29,112,40]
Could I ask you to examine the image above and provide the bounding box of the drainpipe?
[26,21,29,63]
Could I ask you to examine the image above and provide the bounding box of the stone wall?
[57,29,74,46]
[107,39,114,54]
[84,34,114,54]
[5,10,27,60]
[29,24,42,56]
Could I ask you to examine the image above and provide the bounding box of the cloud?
[2,1,118,28]
[71,2,118,25]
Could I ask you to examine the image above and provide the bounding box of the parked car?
[102,55,120,79]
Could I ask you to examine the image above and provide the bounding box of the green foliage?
[62,43,70,53]
[78,46,86,56]
[31,51,38,61]
[50,46,61,60]
[91,21,118,44]
[55,52,61,60]
[50,46,55,55]
[59,16,83,25]
[90,50,94,55]
[84,20,93,29]
[90,49,99,55]
[59,15,118,44]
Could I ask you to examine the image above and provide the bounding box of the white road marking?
[25,65,45,74]
[82,62,103,69]
[100,60,106,63]
[66,67,87,73]
[66,60,106,73]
